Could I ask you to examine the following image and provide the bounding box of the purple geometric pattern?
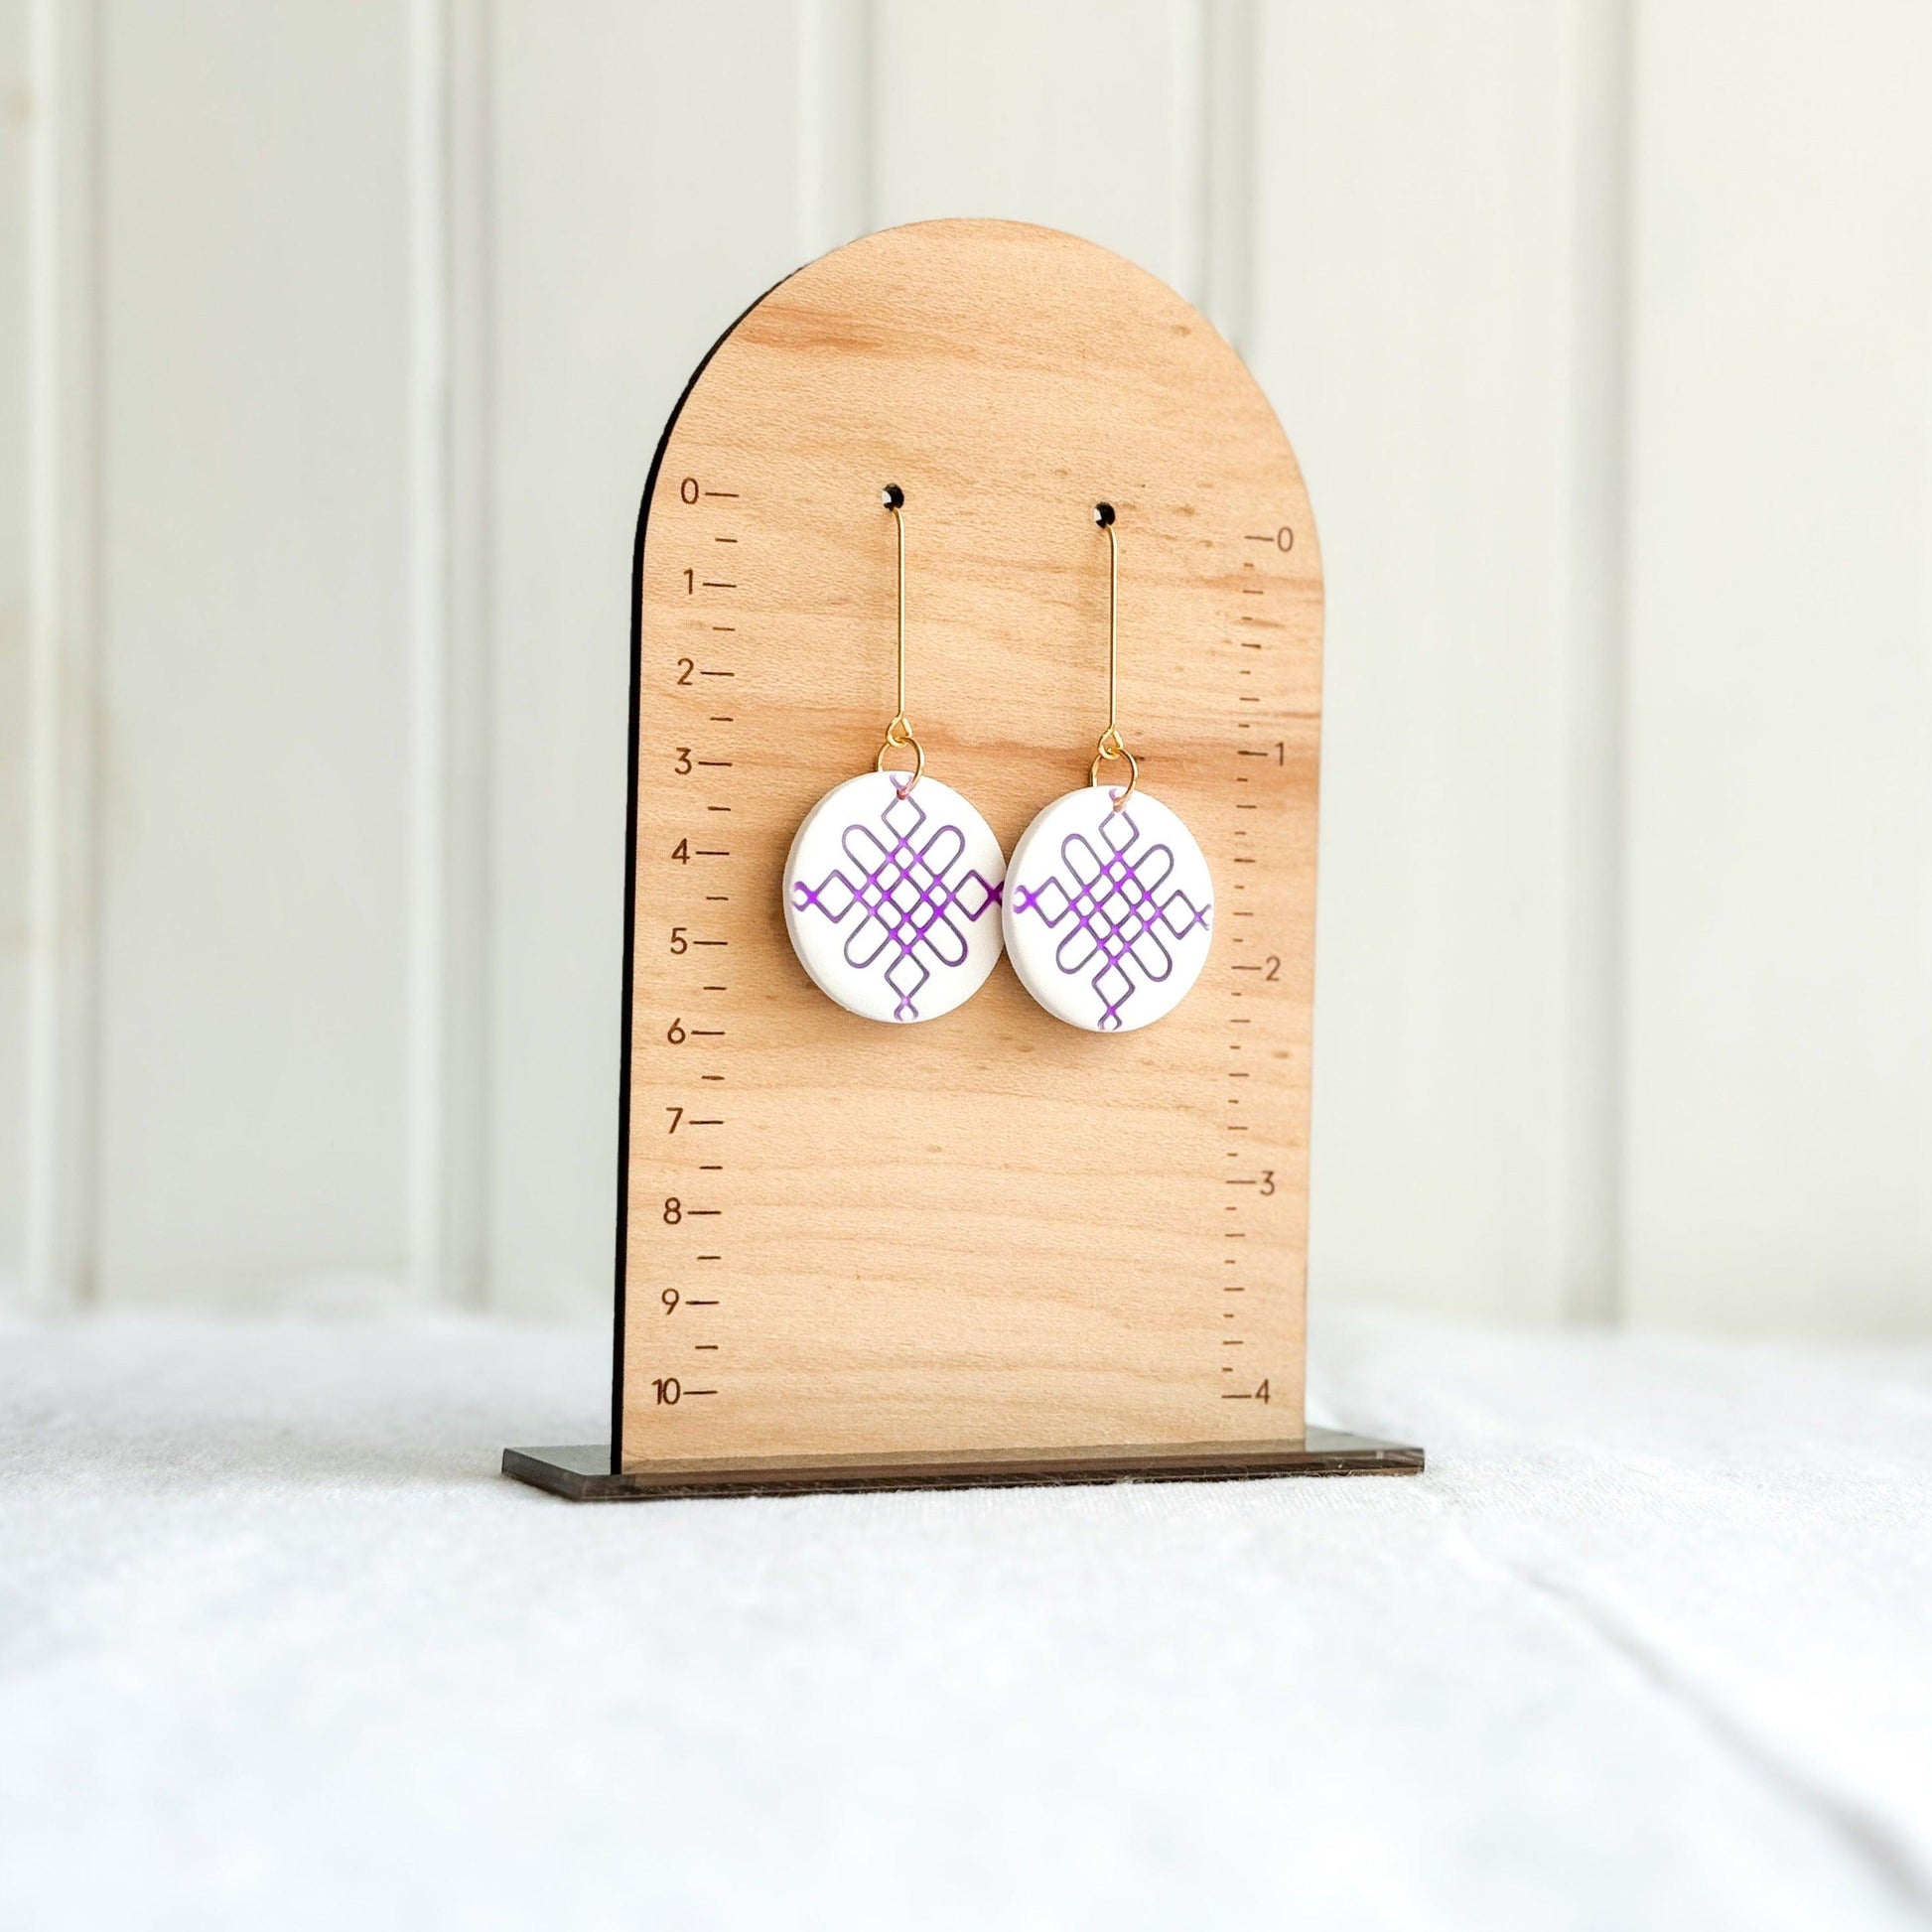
[1009,801,1211,1030]
[790,787,1002,1022]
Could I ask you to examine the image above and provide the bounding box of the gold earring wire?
[875,483,923,794]
[1089,501,1138,808]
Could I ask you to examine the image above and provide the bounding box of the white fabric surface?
[3,1307,1930,1931]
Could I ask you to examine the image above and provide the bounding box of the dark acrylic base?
[502,1428,1424,1502]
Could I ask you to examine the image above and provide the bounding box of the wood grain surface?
[618,218,1321,1473]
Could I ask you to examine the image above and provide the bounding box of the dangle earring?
[1003,502,1214,1033]
[782,485,1007,1024]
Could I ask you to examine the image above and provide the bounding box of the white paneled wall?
[485,3,816,1313]
[1252,2,1628,1325]
[3,1,1929,1333]
[1624,1,1932,1333]
[97,2,415,1307]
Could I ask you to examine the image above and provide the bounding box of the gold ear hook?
[1088,501,1137,808]
[875,483,923,795]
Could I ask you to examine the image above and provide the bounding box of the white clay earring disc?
[783,770,1007,1024]
[1003,784,1214,1033]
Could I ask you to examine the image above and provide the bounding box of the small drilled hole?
[882,483,904,509]
[1093,500,1116,527]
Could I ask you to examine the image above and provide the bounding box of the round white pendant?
[783,770,1007,1024]
[1003,784,1214,1032]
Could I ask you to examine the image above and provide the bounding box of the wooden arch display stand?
[506,219,1421,1499]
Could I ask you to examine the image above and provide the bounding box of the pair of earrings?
[783,488,1214,1035]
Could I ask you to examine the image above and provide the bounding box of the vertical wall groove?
[1167,0,1206,309]
[445,0,493,1308]
[1558,0,1633,1325]
[409,0,494,1307]
[20,0,55,1305]
[798,0,873,266]
[23,0,99,1311]
[405,0,450,1304]
[1201,0,1256,355]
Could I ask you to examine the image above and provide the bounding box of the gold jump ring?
[878,725,925,795]
[1089,741,1139,806]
